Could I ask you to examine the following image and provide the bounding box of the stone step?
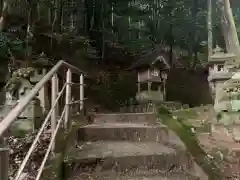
[69,170,200,180]
[93,113,157,125]
[65,141,193,173]
[78,123,169,142]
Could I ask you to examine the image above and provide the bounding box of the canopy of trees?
[0,0,238,108]
[0,0,238,70]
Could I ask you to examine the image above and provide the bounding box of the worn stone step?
[78,123,169,142]
[69,170,200,180]
[93,113,157,125]
[65,141,193,173]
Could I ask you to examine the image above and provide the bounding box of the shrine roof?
[128,50,170,70]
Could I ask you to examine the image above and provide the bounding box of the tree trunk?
[223,0,240,54]
[208,0,213,58]
[217,0,240,54]
[25,1,38,67]
[0,0,8,32]
[191,0,199,69]
[54,0,62,32]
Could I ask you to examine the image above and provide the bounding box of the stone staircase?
[65,112,207,180]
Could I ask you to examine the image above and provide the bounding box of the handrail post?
[51,74,58,152]
[0,138,9,180]
[80,73,84,111]
[56,75,59,117]
[65,69,72,129]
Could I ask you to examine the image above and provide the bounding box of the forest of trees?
[2,1,240,179]
[0,0,239,108]
[0,0,239,71]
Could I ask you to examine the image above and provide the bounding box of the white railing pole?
[0,138,8,180]
[65,69,72,129]
[51,74,58,152]
[56,75,59,116]
[35,108,66,180]
[80,73,84,111]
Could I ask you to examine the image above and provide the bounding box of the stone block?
[232,127,240,141]
[37,85,50,114]
[19,99,44,130]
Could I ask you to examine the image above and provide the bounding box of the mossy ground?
[172,109,198,119]
[158,106,224,180]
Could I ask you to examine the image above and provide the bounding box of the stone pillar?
[147,69,151,92]
[30,68,50,114]
[137,72,140,93]
[163,80,166,100]
[19,99,43,129]
[38,85,50,114]
[148,81,151,92]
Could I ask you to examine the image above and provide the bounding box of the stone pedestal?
[136,91,164,103]
[19,99,43,129]
[30,68,50,114]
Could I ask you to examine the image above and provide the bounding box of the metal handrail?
[35,106,66,180]
[0,60,85,180]
[14,83,66,180]
[0,60,84,136]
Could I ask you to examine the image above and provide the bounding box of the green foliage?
[10,38,25,54]
[89,71,136,110]
[41,32,99,59]
[83,0,211,66]
[0,32,25,59]
[3,0,240,67]
[0,33,10,58]
[158,106,171,115]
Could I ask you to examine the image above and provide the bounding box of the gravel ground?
[7,127,51,180]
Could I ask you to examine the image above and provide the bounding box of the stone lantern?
[207,46,236,112]
[208,47,240,142]
[208,46,235,74]
[30,53,53,114]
